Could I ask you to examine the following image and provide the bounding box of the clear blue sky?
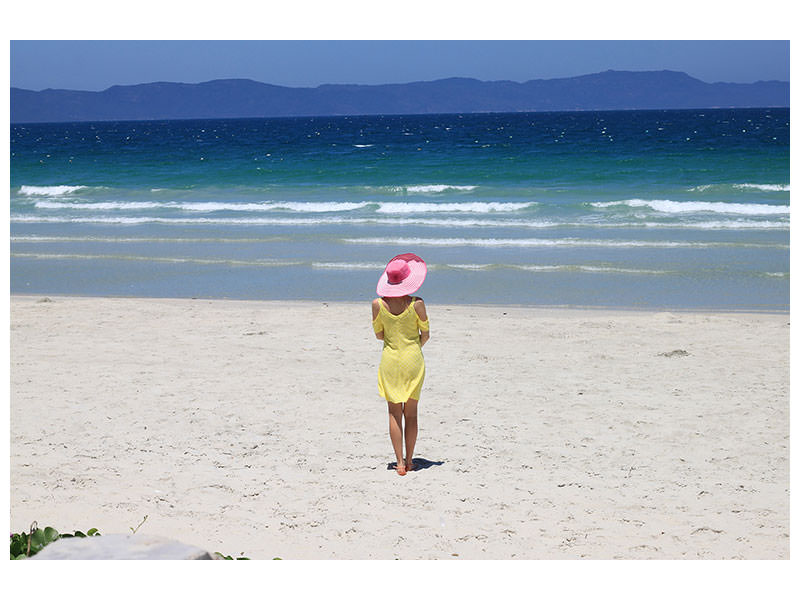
[10,40,790,92]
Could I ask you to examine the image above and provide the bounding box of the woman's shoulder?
[371,297,383,318]
[412,297,428,319]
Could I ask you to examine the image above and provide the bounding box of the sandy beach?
[9,295,789,559]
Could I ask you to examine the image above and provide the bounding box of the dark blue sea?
[10,108,789,310]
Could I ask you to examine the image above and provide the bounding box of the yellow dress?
[372,298,430,404]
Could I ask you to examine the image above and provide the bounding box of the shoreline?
[10,294,789,559]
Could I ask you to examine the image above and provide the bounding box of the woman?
[372,253,430,476]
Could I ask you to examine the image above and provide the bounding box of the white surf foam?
[179,201,371,213]
[733,183,789,192]
[439,263,672,275]
[342,237,780,249]
[35,200,163,210]
[689,183,789,193]
[311,262,385,270]
[10,235,290,243]
[18,185,89,196]
[591,199,789,216]
[515,264,671,275]
[32,200,372,213]
[376,202,535,214]
[10,252,303,267]
[444,263,492,270]
[404,184,478,193]
[10,214,790,231]
[377,184,478,194]
[643,219,788,230]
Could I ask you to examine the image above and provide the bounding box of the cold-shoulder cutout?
[413,297,428,322]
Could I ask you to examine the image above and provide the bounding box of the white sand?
[9,295,789,559]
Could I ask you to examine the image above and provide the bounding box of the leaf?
[29,529,46,553]
[44,527,60,543]
[73,531,86,538]
[87,528,99,536]
[9,534,25,556]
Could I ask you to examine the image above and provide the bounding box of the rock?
[30,534,217,560]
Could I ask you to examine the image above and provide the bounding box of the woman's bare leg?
[387,401,406,475]
[403,398,419,471]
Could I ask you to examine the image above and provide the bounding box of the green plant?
[10,522,100,559]
[59,528,100,539]
[214,551,251,560]
[129,515,148,534]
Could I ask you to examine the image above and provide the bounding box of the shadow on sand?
[387,457,444,473]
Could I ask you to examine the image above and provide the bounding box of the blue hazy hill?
[11,70,789,123]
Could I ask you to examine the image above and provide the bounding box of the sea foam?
[342,237,780,249]
[378,184,478,194]
[592,199,789,216]
[10,214,789,230]
[35,200,163,210]
[733,183,790,192]
[19,185,89,196]
[404,184,477,193]
[311,261,385,270]
[439,263,672,275]
[33,200,373,213]
[179,201,371,213]
[376,202,534,214]
[689,183,789,193]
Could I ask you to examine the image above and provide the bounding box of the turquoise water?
[10,108,789,309]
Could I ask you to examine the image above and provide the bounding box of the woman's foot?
[405,460,416,472]
[395,463,407,476]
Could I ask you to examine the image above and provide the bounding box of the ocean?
[10,108,789,310]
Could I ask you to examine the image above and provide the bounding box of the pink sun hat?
[376,253,427,297]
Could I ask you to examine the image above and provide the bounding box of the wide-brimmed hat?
[376,253,427,297]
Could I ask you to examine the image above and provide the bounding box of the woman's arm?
[419,330,430,347]
[371,298,384,340]
[414,298,430,347]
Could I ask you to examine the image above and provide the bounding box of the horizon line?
[11,68,790,94]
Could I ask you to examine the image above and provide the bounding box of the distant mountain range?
[11,70,789,123]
